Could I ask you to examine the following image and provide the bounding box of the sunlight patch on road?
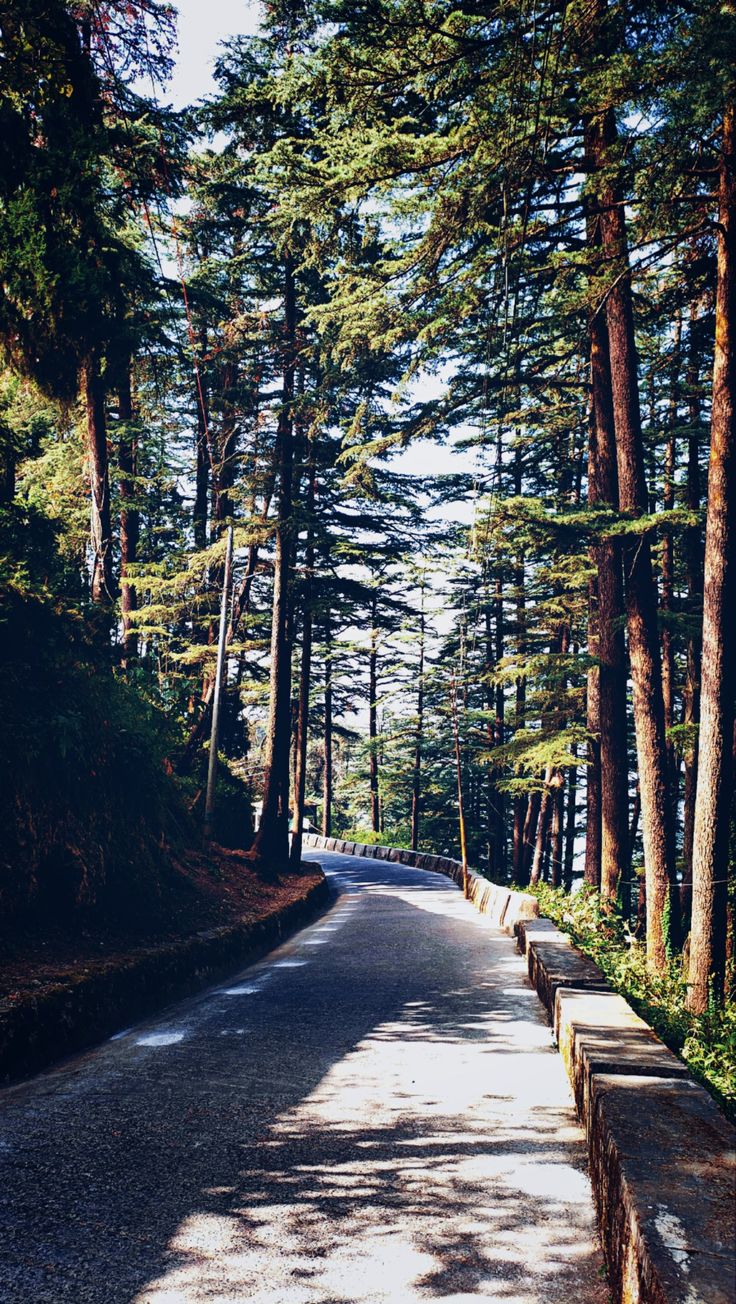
[134,963,604,1304]
[136,1031,187,1047]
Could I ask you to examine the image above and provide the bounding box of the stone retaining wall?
[515,919,734,1303]
[0,872,329,1087]
[308,835,735,1304]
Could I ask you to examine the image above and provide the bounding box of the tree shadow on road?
[0,860,608,1303]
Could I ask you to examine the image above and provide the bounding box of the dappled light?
[0,857,607,1302]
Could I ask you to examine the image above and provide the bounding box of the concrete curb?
[0,872,329,1088]
[515,916,736,1303]
[306,834,735,1303]
[302,833,539,933]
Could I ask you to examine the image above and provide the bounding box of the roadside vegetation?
[531,882,736,1120]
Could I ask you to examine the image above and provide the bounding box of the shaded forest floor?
[0,847,322,1007]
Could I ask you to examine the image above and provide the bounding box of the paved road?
[0,852,608,1303]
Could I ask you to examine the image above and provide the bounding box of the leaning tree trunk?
[249,258,297,870]
[530,766,554,886]
[587,100,679,968]
[118,361,139,665]
[82,352,115,607]
[522,787,542,882]
[687,101,736,1012]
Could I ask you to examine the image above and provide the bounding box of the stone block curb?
[526,939,610,1015]
[554,987,691,1128]
[515,916,735,1301]
[588,1073,736,1304]
[0,871,329,1088]
[516,916,571,952]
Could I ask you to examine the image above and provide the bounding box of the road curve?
[0,851,608,1303]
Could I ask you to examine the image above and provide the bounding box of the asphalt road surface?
[0,851,608,1303]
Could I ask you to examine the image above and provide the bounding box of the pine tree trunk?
[323,611,333,838]
[212,360,238,528]
[661,318,681,788]
[687,101,736,1012]
[82,353,115,606]
[550,772,564,887]
[194,326,209,550]
[369,591,380,834]
[585,571,602,888]
[588,300,630,903]
[181,543,261,766]
[411,592,425,851]
[512,793,528,884]
[290,441,316,868]
[511,453,528,883]
[522,788,541,882]
[0,433,14,502]
[249,258,297,869]
[530,768,553,886]
[682,298,704,917]
[118,362,139,665]
[587,103,678,967]
[563,746,577,890]
[493,575,507,876]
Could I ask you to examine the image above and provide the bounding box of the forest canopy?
[0,0,734,1045]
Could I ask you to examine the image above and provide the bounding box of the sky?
[168,0,263,109]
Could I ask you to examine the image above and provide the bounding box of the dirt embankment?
[0,845,328,1086]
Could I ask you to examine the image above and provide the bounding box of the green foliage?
[0,575,191,920]
[339,825,412,849]
[531,884,736,1120]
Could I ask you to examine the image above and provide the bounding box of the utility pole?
[204,525,234,839]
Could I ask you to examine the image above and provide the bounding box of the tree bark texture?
[322,611,333,838]
[587,103,679,967]
[249,257,297,868]
[682,298,704,916]
[290,440,316,868]
[369,590,380,834]
[194,326,210,551]
[588,300,630,903]
[687,102,736,1011]
[411,591,425,851]
[530,767,554,886]
[118,362,139,664]
[83,353,115,606]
